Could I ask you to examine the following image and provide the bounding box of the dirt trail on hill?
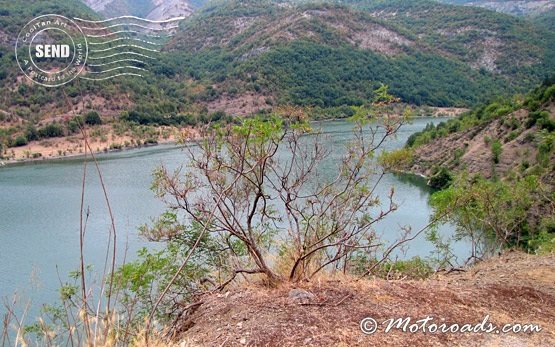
[174,251,555,346]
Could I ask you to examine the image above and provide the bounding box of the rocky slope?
[80,0,206,20]
[399,81,555,237]
[409,103,554,179]
[406,92,554,181]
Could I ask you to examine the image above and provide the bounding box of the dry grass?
[172,251,555,347]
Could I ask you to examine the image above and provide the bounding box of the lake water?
[0,118,470,319]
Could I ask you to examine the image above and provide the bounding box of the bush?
[38,123,64,138]
[67,120,80,134]
[428,167,453,190]
[527,110,550,129]
[491,140,502,164]
[539,117,555,132]
[14,135,28,147]
[25,125,38,141]
[176,114,198,126]
[504,131,520,143]
[85,111,102,125]
[430,174,539,254]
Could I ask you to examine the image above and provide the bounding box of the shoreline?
[0,114,460,168]
[0,139,185,168]
[0,122,199,167]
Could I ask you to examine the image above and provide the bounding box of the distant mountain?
[1,0,554,123]
[81,0,209,20]
[160,0,555,110]
[438,0,555,17]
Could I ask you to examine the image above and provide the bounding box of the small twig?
[333,293,353,306]
[300,300,329,306]
[176,301,204,310]
[219,336,229,347]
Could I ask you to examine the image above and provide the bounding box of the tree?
[38,123,64,138]
[25,125,38,141]
[429,173,538,262]
[150,106,408,285]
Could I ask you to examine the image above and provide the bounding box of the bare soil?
[174,251,555,346]
[207,92,273,116]
[2,125,199,163]
[408,105,555,180]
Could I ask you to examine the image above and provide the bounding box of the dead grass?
[173,251,555,346]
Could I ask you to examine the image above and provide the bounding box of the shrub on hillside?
[38,123,64,138]
[85,111,102,125]
[13,135,28,147]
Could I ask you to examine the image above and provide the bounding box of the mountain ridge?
[438,0,555,17]
[80,0,207,20]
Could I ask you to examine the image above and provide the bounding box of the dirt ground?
[174,251,555,346]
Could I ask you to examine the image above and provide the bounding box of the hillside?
[344,0,555,77]
[394,79,555,253]
[172,251,555,346]
[404,79,555,180]
[161,0,555,111]
[534,8,555,30]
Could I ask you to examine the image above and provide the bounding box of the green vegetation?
[13,135,28,147]
[239,40,507,107]
[406,78,555,149]
[0,1,97,36]
[120,109,234,126]
[404,79,555,257]
[84,111,102,126]
[429,173,552,258]
[38,123,64,139]
[114,212,219,320]
[428,167,453,190]
[491,140,502,164]
[534,10,555,31]
[3,0,553,131]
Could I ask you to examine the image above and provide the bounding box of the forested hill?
[1,0,555,127]
[162,0,555,110]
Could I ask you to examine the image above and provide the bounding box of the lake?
[0,118,470,319]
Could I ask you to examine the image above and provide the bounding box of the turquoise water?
[0,118,469,319]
